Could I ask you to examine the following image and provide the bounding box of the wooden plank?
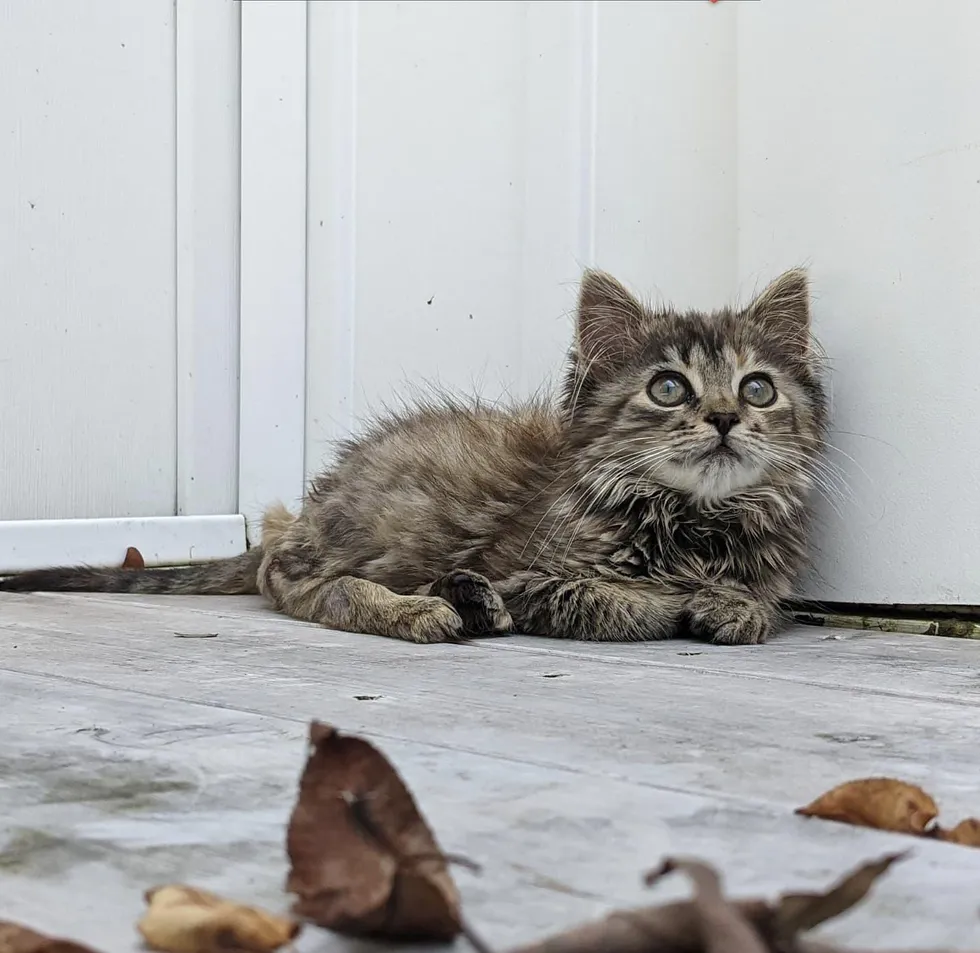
[4,594,980,820]
[8,590,980,703]
[3,665,980,951]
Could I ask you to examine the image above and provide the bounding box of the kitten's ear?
[746,268,811,349]
[575,269,647,372]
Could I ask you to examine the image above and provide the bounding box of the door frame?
[238,0,310,542]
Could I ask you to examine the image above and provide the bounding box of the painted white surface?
[736,0,980,604]
[0,0,177,520]
[175,0,242,517]
[0,516,246,573]
[5,0,977,603]
[239,0,308,535]
[3,595,980,949]
[592,1,736,310]
[304,0,736,474]
[0,0,242,567]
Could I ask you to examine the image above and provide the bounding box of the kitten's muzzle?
[694,438,741,463]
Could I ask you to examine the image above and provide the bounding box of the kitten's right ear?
[575,269,647,374]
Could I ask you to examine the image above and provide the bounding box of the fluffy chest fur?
[517,477,806,602]
[599,490,806,600]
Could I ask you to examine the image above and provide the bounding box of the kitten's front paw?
[426,570,513,636]
[686,586,773,646]
[391,597,464,644]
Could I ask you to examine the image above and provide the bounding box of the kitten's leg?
[262,562,463,643]
[419,570,513,636]
[685,584,777,646]
[496,573,685,642]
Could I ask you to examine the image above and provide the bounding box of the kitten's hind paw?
[425,570,513,636]
[390,596,464,644]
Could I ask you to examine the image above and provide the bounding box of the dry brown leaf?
[774,851,908,937]
[509,852,905,953]
[122,547,145,570]
[802,944,977,953]
[795,778,937,835]
[285,720,462,941]
[137,885,299,953]
[0,921,103,953]
[645,859,768,953]
[507,899,774,953]
[933,818,980,847]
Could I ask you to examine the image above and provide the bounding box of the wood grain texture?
[0,0,177,520]
[2,593,980,950]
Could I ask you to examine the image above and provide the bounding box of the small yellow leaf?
[795,778,937,835]
[138,885,299,953]
[935,818,980,847]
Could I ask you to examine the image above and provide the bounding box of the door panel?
[0,0,177,520]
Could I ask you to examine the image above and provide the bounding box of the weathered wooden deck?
[3,592,980,951]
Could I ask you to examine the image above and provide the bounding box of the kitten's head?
[561,268,828,502]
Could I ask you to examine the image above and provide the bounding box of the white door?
[0,0,245,569]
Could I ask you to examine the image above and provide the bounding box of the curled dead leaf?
[122,547,145,570]
[507,899,774,953]
[0,922,103,953]
[933,818,980,847]
[137,885,299,953]
[774,851,908,938]
[510,853,905,953]
[285,720,462,941]
[645,859,768,953]
[795,778,937,835]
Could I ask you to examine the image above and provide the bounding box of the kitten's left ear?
[746,268,811,348]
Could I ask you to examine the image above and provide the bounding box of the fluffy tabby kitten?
[0,269,828,646]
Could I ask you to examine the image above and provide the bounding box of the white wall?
[737,0,980,604]
[0,0,177,520]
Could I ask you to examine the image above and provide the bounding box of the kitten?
[0,269,828,646]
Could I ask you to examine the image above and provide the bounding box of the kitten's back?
[301,397,566,589]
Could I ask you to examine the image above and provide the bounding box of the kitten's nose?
[705,412,740,436]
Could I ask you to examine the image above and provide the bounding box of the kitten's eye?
[740,373,777,407]
[647,372,691,408]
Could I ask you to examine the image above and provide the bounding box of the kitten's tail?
[0,549,263,595]
[0,503,300,596]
